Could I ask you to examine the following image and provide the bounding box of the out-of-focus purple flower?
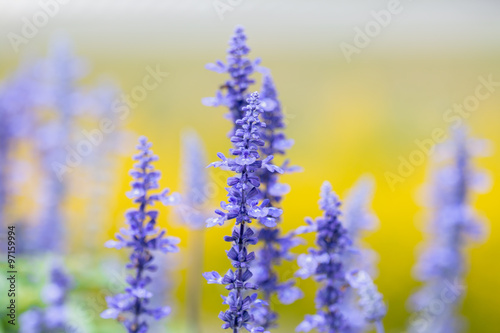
[33,39,87,253]
[20,263,73,333]
[408,127,490,333]
[294,181,352,333]
[202,26,260,131]
[346,270,386,333]
[342,176,383,332]
[101,137,180,333]
[175,130,211,332]
[0,63,43,228]
[176,130,209,229]
[250,73,302,329]
[204,92,281,333]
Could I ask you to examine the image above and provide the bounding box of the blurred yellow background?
[1,0,499,332]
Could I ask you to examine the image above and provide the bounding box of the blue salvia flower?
[101,136,180,333]
[346,270,386,333]
[79,82,125,250]
[203,92,283,333]
[294,181,352,333]
[342,176,382,332]
[20,262,73,333]
[343,176,379,273]
[176,130,209,229]
[0,64,43,229]
[251,73,302,329]
[408,127,490,333]
[176,130,210,332]
[202,26,260,131]
[33,39,84,253]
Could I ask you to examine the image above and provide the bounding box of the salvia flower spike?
[408,127,490,333]
[295,181,352,333]
[342,176,384,332]
[202,26,259,132]
[251,73,302,329]
[176,130,209,229]
[203,92,282,333]
[346,270,387,333]
[101,136,180,333]
[19,262,73,332]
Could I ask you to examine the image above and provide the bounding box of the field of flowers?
[1,1,499,333]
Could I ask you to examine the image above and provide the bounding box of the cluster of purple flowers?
[5,24,495,333]
[204,25,302,330]
[408,128,490,333]
[294,181,387,333]
[294,181,353,332]
[101,137,180,333]
[20,263,73,333]
[341,176,383,332]
[203,25,260,131]
[251,73,303,329]
[203,92,283,332]
[346,270,387,333]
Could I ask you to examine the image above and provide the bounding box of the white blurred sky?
[1,0,500,59]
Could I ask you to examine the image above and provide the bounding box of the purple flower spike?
[408,127,491,333]
[346,270,386,332]
[20,262,73,332]
[101,137,180,333]
[250,73,303,329]
[341,175,385,332]
[203,26,260,133]
[176,130,209,229]
[294,181,352,333]
[204,92,280,333]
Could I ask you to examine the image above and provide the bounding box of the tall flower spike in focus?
[203,92,283,333]
[294,181,352,333]
[408,127,491,333]
[202,26,259,131]
[251,73,303,329]
[101,136,180,333]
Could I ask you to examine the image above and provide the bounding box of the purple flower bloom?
[176,130,209,229]
[204,92,282,333]
[346,270,386,333]
[0,65,41,225]
[20,262,73,333]
[408,127,490,333]
[250,73,302,329]
[342,176,383,332]
[32,39,86,253]
[101,137,180,333]
[295,181,352,333]
[202,26,260,131]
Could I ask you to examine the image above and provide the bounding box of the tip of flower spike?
[234,25,245,34]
